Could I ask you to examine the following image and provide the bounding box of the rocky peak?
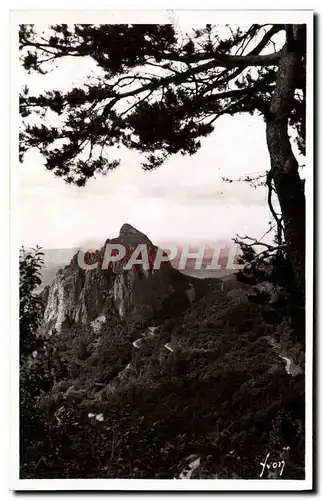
[43,224,196,332]
[119,223,147,238]
[105,223,153,247]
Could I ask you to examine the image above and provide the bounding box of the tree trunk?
[266,25,306,299]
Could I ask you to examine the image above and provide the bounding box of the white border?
[304,11,314,495]
[9,9,315,24]
[10,9,314,492]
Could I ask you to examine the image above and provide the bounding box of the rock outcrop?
[43,223,199,332]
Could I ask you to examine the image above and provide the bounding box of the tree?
[19,245,45,357]
[19,23,306,298]
[19,245,49,476]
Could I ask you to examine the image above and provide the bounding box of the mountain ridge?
[41,223,220,333]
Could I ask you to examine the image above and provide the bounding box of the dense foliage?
[19,245,45,357]
[20,279,305,480]
[19,246,49,472]
[19,24,305,181]
[234,238,305,341]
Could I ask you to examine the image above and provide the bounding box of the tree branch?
[249,25,284,56]
[244,244,287,268]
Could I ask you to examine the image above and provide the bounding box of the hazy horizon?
[21,112,277,249]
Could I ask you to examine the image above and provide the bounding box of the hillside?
[20,225,305,480]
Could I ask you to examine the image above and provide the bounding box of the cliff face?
[43,261,112,331]
[43,223,194,332]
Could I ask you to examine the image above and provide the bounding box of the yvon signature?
[259,453,285,478]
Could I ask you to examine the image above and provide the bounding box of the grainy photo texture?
[16,12,312,489]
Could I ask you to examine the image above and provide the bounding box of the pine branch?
[244,244,287,268]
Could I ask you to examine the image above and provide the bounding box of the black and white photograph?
[12,9,313,491]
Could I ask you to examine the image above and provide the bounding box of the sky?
[19,25,282,251]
